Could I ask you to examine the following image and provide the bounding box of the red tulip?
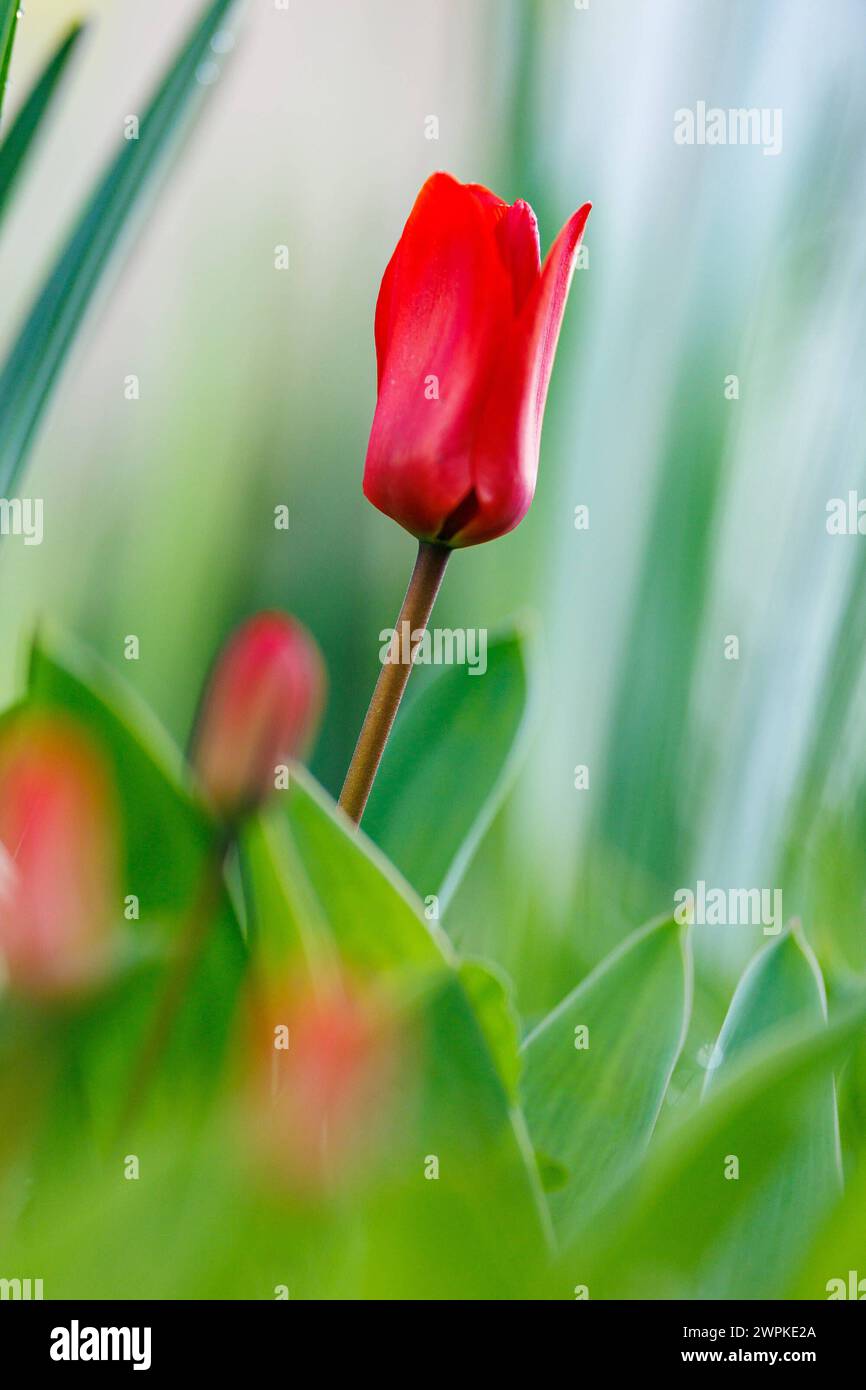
[363,171,591,548]
[192,612,325,818]
[0,716,118,999]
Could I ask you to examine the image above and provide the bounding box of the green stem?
[338,540,450,824]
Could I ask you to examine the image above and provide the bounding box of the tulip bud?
[192,612,325,820]
[364,172,591,547]
[243,977,398,1193]
[0,716,119,999]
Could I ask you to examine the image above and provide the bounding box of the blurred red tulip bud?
[0,716,119,999]
[364,171,591,547]
[244,978,398,1193]
[192,612,325,819]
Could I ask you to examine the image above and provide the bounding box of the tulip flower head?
[192,612,325,820]
[0,716,119,1000]
[364,172,591,547]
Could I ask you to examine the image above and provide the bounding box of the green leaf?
[239,769,552,1293]
[792,1150,866,1298]
[18,630,245,1139]
[835,990,866,1170]
[392,969,549,1297]
[693,924,840,1296]
[520,915,691,1243]
[0,0,240,496]
[534,1150,569,1193]
[280,767,448,973]
[362,625,533,912]
[240,811,326,980]
[0,23,85,223]
[703,924,831,1091]
[0,1,22,133]
[458,957,522,1103]
[573,992,863,1300]
[28,628,215,915]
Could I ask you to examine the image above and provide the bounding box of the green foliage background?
[1,0,866,1299]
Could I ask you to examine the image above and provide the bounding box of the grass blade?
[0,0,239,496]
[0,0,22,132]
[0,22,85,223]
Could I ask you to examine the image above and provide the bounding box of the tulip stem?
[339,540,450,824]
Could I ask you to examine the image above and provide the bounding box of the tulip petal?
[373,247,399,393]
[364,172,513,538]
[452,202,591,547]
[464,187,541,312]
[527,201,592,438]
[464,182,508,217]
[494,200,541,314]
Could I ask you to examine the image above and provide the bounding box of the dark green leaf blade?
[362,626,533,911]
[0,0,240,495]
[0,22,85,222]
[0,0,22,132]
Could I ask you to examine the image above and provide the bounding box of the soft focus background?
[2,0,866,1047]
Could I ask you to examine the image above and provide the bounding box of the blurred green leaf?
[574,992,863,1299]
[362,626,532,912]
[792,1153,866,1299]
[534,1149,569,1193]
[0,0,21,133]
[591,361,731,910]
[393,969,550,1297]
[458,957,522,1103]
[239,769,552,1291]
[240,809,327,981]
[19,630,245,1140]
[0,0,240,495]
[693,925,840,1297]
[0,22,85,223]
[279,767,446,973]
[245,789,525,1107]
[703,925,831,1090]
[789,805,866,977]
[28,628,215,914]
[836,989,866,1172]
[521,915,691,1243]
